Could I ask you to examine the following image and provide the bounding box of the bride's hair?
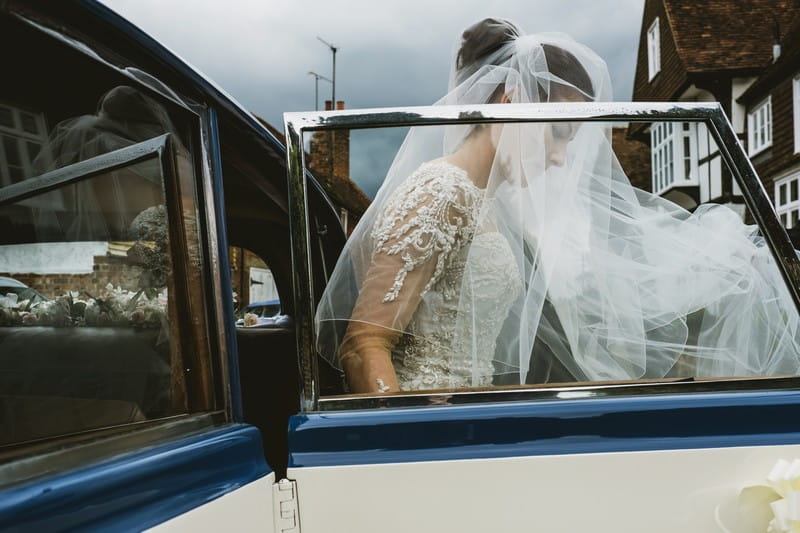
[456,18,520,72]
[540,44,594,101]
[456,18,594,103]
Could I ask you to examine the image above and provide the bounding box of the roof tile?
[664,0,800,72]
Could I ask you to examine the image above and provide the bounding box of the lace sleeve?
[370,164,482,304]
[337,162,481,392]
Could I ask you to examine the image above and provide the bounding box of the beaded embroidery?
[371,161,522,390]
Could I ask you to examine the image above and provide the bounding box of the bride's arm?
[338,170,479,393]
[339,251,439,393]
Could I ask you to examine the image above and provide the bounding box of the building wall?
[750,75,800,197]
[308,101,351,197]
[632,0,689,102]
[229,246,271,310]
[1,255,145,299]
[0,242,109,275]
[731,77,758,135]
[612,127,652,193]
[308,100,361,234]
[308,130,350,190]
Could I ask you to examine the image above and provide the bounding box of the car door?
[0,5,276,531]
[281,102,800,532]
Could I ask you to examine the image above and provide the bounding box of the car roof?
[0,277,27,288]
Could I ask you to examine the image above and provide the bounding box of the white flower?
[33,300,69,327]
[6,285,168,328]
[1,293,19,309]
[243,313,258,327]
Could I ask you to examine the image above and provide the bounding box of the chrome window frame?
[284,102,800,412]
[0,134,173,207]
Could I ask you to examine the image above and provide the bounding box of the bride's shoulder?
[400,160,482,203]
[376,160,482,231]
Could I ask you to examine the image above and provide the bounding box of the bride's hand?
[339,335,399,393]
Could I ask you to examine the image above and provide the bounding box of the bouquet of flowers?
[0,284,167,328]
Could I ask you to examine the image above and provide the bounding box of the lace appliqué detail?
[393,231,522,390]
[365,161,523,391]
[371,161,483,302]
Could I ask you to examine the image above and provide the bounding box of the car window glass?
[0,156,183,445]
[0,19,216,447]
[308,121,800,399]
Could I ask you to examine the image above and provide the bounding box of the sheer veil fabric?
[316,20,800,393]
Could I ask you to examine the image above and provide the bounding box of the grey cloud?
[349,128,409,198]
[102,0,644,196]
[103,0,644,121]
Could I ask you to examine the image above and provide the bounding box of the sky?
[101,0,645,196]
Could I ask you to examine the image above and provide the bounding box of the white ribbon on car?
[720,459,800,533]
[763,459,800,533]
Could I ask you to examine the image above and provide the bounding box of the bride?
[316,18,800,394]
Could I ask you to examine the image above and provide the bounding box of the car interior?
[217,114,347,476]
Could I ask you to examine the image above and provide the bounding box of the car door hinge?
[273,478,300,533]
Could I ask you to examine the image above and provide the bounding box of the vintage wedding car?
[3,1,800,532]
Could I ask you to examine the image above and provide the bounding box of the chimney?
[773,20,782,62]
[332,102,349,185]
[308,100,350,200]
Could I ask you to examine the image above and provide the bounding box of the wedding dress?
[368,160,521,390]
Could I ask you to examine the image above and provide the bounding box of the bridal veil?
[316,19,800,390]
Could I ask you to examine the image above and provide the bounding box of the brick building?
[257,102,370,235]
[738,14,800,226]
[0,242,147,299]
[631,0,800,215]
[223,105,370,311]
[613,126,652,193]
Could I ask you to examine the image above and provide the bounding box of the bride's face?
[480,87,586,187]
[544,121,579,168]
[485,118,579,189]
[543,92,585,168]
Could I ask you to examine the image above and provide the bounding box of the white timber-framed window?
[647,17,661,81]
[775,172,800,228]
[793,75,800,153]
[652,122,674,194]
[0,102,48,187]
[748,96,772,156]
[679,122,698,183]
[651,122,698,196]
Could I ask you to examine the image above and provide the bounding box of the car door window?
[0,17,218,452]
[290,108,800,409]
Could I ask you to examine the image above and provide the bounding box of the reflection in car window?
[0,84,211,446]
[0,155,176,444]
[0,103,48,187]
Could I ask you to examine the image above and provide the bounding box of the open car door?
[281,102,800,532]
